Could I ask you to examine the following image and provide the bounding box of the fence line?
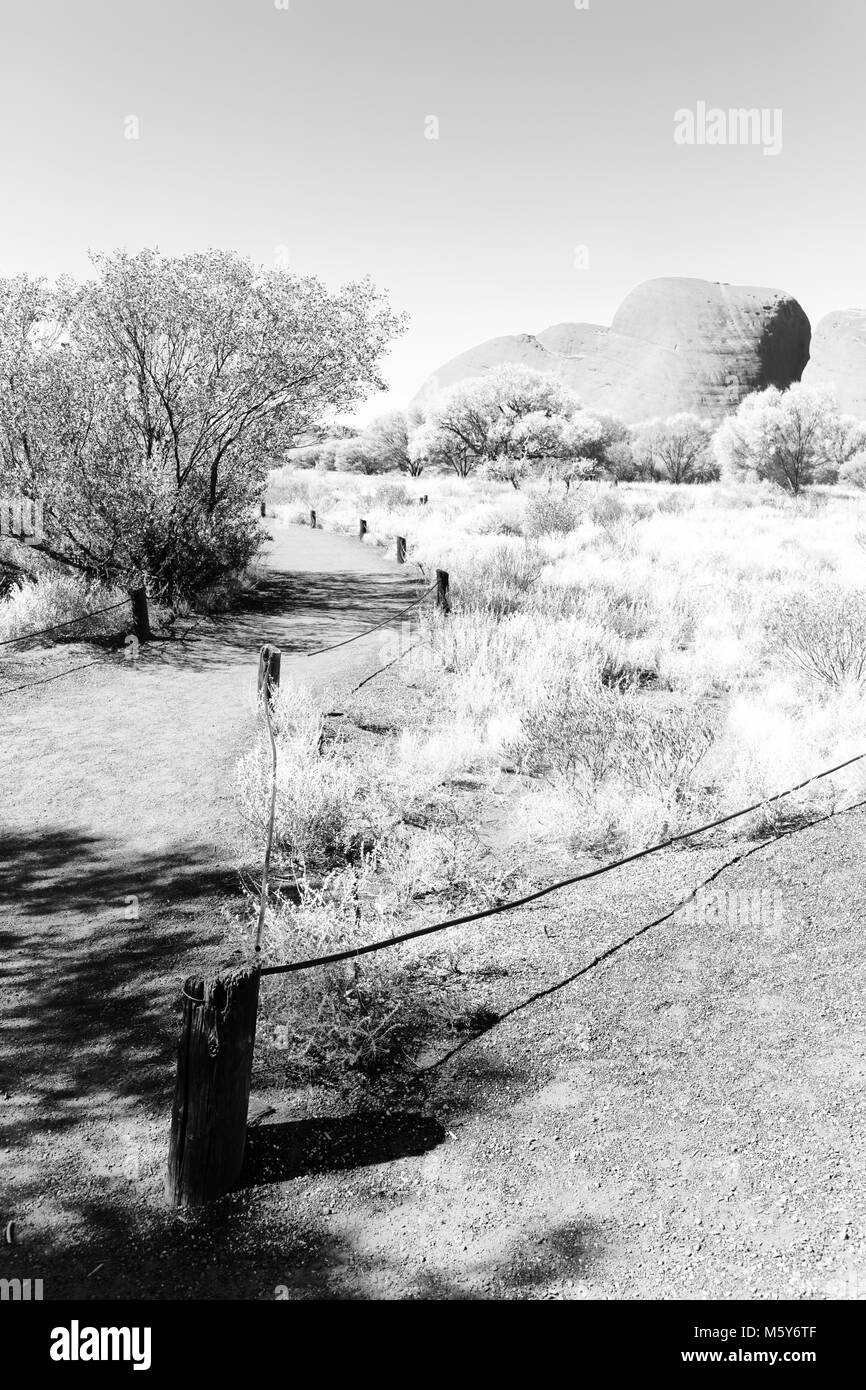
[258,748,866,977]
[0,597,130,648]
[0,657,104,698]
[304,582,437,658]
[420,792,866,1074]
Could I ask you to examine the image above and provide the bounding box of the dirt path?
[2,522,863,1303]
[0,522,427,1272]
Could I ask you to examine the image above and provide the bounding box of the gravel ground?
[1,524,863,1301]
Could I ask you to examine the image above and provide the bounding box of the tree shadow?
[0,823,243,1190]
[143,567,429,674]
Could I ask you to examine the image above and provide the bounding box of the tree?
[334,436,379,473]
[713,384,842,495]
[0,249,405,598]
[412,365,583,481]
[827,414,866,473]
[631,414,717,484]
[407,417,478,477]
[359,409,414,473]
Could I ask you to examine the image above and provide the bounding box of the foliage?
[765,584,866,689]
[713,384,844,495]
[411,365,583,481]
[0,250,405,598]
[631,414,717,484]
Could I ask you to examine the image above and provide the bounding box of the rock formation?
[414,278,811,423]
[802,310,866,418]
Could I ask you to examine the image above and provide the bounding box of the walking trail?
[0,522,426,1264]
[1,521,863,1302]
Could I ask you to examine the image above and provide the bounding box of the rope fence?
[257,749,866,977]
[0,597,130,648]
[17,510,840,1207]
[0,589,152,700]
[303,581,437,658]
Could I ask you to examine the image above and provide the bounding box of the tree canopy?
[0,248,405,597]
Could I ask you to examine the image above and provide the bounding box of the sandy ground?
[1,519,863,1301]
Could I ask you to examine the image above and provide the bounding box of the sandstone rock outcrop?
[802,310,866,418]
[412,326,604,408]
[414,278,811,423]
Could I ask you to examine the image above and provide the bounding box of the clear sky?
[1,0,863,422]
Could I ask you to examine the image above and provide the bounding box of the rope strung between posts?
[350,642,420,694]
[304,583,437,658]
[0,598,129,648]
[420,792,866,1074]
[258,748,866,977]
[0,658,104,699]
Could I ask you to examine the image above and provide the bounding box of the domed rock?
[412,326,604,409]
[802,310,866,418]
[414,278,810,423]
[534,322,606,358]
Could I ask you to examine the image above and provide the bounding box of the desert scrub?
[0,572,126,643]
[452,539,544,616]
[524,490,580,538]
[255,828,516,1086]
[765,584,866,690]
[236,684,394,875]
[511,674,715,809]
[257,869,452,1085]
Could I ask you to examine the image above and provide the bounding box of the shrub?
[0,572,126,644]
[453,542,544,617]
[765,585,866,689]
[587,489,628,540]
[839,450,866,490]
[372,480,412,511]
[524,490,580,538]
[236,684,390,875]
[512,676,714,802]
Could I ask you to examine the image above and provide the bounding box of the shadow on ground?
[240,1111,446,1186]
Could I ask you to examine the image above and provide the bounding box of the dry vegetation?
[237,468,866,1084]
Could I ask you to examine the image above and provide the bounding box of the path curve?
[0,521,426,1254]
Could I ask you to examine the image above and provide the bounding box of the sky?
[1,0,864,423]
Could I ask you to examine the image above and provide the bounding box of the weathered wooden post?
[396,536,407,564]
[166,966,261,1208]
[257,644,281,705]
[359,518,367,540]
[130,587,151,641]
[436,568,451,613]
[310,508,317,529]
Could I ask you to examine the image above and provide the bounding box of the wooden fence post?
[436,568,450,613]
[359,518,367,540]
[166,966,261,1208]
[310,508,317,529]
[257,644,281,705]
[130,587,151,641]
[396,536,406,565]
